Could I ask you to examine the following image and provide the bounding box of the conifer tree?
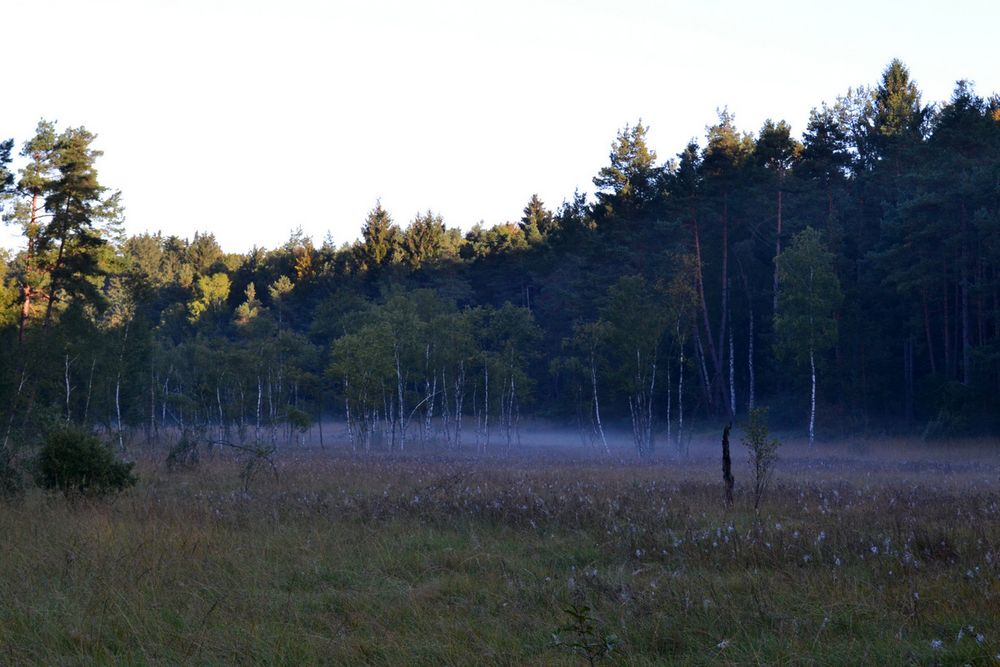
[593,121,659,219]
[37,124,121,327]
[359,202,400,270]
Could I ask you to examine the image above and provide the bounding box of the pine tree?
[593,121,659,220]
[5,121,58,340]
[754,119,801,314]
[37,125,121,327]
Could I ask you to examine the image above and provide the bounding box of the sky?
[1,0,998,252]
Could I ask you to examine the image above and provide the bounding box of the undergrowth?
[0,446,997,664]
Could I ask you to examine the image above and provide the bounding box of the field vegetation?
[1,433,998,665]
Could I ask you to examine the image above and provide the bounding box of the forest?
[2,59,1000,457]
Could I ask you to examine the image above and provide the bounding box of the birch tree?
[603,276,666,456]
[775,228,842,446]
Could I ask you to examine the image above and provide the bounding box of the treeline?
[2,59,1000,455]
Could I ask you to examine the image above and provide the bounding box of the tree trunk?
[83,357,96,424]
[455,361,465,448]
[677,344,685,455]
[922,293,937,375]
[694,329,712,406]
[43,234,68,328]
[690,208,720,403]
[256,375,262,441]
[665,363,671,449]
[317,390,324,449]
[961,206,971,385]
[483,362,489,453]
[64,354,73,421]
[18,191,41,343]
[395,344,406,450]
[716,195,730,407]
[809,347,816,447]
[943,276,952,378]
[747,306,755,409]
[722,423,734,508]
[728,315,736,418]
[773,187,783,316]
[904,337,914,426]
[590,349,610,455]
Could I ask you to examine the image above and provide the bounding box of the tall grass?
[0,444,997,664]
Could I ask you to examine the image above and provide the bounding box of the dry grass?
[1,437,999,665]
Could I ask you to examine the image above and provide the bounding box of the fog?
[227,417,1000,480]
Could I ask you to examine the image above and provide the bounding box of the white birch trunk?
[665,362,672,450]
[64,354,73,422]
[809,346,816,447]
[728,322,736,418]
[748,307,755,409]
[677,345,684,454]
[483,362,489,453]
[256,375,262,441]
[395,345,406,451]
[455,361,465,448]
[590,351,610,455]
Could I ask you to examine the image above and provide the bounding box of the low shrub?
[0,446,24,499]
[35,426,137,498]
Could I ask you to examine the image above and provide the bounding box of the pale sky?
[2,0,998,252]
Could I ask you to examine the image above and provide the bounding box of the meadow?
[1,432,999,665]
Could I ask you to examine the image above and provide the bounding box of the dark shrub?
[0,447,24,499]
[165,429,200,471]
[36,427,137,497]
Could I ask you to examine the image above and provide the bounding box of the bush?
[35,427,137,498]
[165,429,201,471]
[0,446,25,499]
[742,407,780,512]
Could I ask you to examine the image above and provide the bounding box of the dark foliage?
[35,427,137,497]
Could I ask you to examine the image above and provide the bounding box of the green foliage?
[237,441,278,493]
[234,282,263,325]
[519,194,556,244]
[187,232,224,274]
[285,406,312,432]
[0,137,14,193]
[35,427,136,498]
[2,454,1000,663]
[593,120,659,218]
[742,407,780,512]
[872,58,927,149]
[552,604,621,665]
[0,445,25,499]
[403,210,457,268]
[2,59,1000,443]
[775,227,842,365]
[755,118,801,176]
[358,202,401,269]
[165,430,200,471]
[187,272,231,323]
